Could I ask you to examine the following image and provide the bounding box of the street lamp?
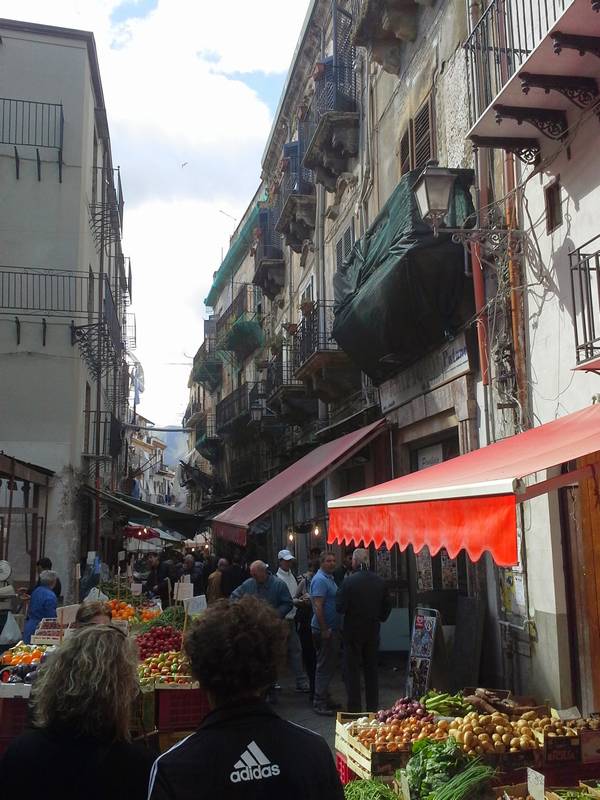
[250,402,263,423]
[412,160,457,235]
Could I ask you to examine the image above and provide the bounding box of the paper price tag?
[118,550,126,562]
[86,550,96,565]
[57,604,79,626]
[131,582,143,597]
[174,582,194,602]
[184,595,207,616]
[527,768,545,800]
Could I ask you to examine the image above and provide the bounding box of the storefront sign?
[379,333,470,414]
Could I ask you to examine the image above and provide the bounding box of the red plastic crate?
[0,698,28,739]
[336,752,358,786]
[156,688,210,732]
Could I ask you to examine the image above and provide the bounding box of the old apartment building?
[0,20,136,596]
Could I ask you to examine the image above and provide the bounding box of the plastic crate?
[336,752,358,786]
[156,687,210,732]
[0,697,28,738]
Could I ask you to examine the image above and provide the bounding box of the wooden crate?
[335,712,410,780]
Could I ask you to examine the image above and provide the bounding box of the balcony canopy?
[212,419,387,545]
[468,0,600,162]
[328,404,600,566]
[332,168,475,383]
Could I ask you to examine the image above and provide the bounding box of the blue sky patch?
[111,0,158,24]
[230,71,287,115]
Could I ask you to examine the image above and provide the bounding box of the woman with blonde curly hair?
[0,625,154,799]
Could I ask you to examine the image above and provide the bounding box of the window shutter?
[336,238,344,271]
[400,128,411,176]
[412,96,435,171]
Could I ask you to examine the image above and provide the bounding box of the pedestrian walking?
[310,552,342,717]
[295,559,319,701]
[147,596,343,799]
[231,561,293,618]
[336,548,392,712]
[275,550,310,693]
[206,557,229,604]
[23,570,58,644]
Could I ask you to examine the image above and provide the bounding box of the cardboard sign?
[184,595,207,616]
[75,563,81,580]
[174,582,194,602]
[118,550,126,562]
[86,551,96,565]
[544,735,581,764]
[551,706,581,720]
[131,582,143,597]
[57,604,79,626]
[527,768,545,800]
[180,574,191,584]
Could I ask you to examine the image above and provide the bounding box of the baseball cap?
[277,549,295,561]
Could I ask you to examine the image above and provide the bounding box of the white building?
[0,19,134,598]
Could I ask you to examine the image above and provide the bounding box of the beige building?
[0,19,135,596]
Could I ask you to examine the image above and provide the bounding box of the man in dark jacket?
[148,596,343,799]
[221,553,246,598]
[144,553,171,608]
[336,548,392,712]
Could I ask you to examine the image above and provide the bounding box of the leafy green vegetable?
[429,760,494,800]
[139,605,185,632]
[343,779,398,799]
[404,737,469,799]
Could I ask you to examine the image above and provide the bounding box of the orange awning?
[212,420,387,545]
[328,405,600,566]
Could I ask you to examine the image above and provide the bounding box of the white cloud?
[0,0,311,424]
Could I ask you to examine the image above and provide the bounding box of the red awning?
[328,405,600,566]
[123,524,160,541]
[573,357,600,372]
[212,420,387,545]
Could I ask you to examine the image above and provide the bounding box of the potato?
[502,733,512,745]
[494,741,506,752]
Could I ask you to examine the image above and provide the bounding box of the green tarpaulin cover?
[332,168,475,383]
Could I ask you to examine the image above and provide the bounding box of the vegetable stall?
[336,689,600,799]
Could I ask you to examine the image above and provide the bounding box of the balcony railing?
[266,345,303,396]
[570,233,600,364]
[183,400,202,427]
[89,167,124,250]
[278,140,314,220]
[215,284,261,341]
[216,383,254,431]
[295,301,339,369]
[466,0,570,124]
[83,411,122,459]
[0,97,64,150]
[256,201,284,265]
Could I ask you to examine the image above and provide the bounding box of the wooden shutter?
[400,128,411,176]
[411,96,435,171]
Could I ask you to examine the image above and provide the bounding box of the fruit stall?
[337,690,600,799]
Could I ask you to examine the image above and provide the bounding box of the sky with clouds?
[2,0,309,429]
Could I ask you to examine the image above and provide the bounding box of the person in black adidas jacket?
[148,596,343,799]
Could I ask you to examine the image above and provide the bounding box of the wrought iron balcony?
[0,266,127,378]
[215,383,255,432]
[190,337,223,391]
[266,345,303,398]
[89,167,124,252]
[570,233,600,364]
[254,201,285,300]
[276,140,316,254]
[466,0,570,126]
[295,302,339,368]
[0,97,64,179]
[215,284,264,360]
[83,411,122,460]
[183,400,203,427]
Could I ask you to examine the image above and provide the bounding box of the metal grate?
[0,98,63,149]
[266,345,302,396]
[412,97,434,171]
[569,234,600,363]
[295,301,339,369]
[256,199,284,264]
[215,383,255,431]
[465,0,569,125]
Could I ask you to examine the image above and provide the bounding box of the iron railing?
[183,400,202,427]
[295,301,339,369]
[83,411,121,459]
[89,167,124,250]
[215,284,262,341]
[278,140,314,220]
[256,199,284,265]
[215,383,255,431]
[570,234,600,363]
[266,345,303,396]
[465,0,570,124]
[0,98,64,149]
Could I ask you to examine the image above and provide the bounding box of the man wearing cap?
[276,550,310,694]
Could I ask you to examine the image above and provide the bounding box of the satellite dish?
[0,560,12,582]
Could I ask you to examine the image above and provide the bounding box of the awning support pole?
[518,464,597,502]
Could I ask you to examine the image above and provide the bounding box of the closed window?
[335,221,355,271]
[545,178,563,234]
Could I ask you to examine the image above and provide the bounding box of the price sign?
[118,550,126,562]
[184,595,207,616]
[527,768,545,800]
[174,582,194,602]
[131,582,143,597]
[86,551,96,565]
[551,706,581,720]
[57,604,79,626]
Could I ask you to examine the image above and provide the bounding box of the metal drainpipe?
[95,164,106,552]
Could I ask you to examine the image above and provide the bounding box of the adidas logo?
[229,740,281,783]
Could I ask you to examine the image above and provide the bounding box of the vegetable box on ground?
[156,686,210,732]
[335,713,411,780]
[130,687,156,736]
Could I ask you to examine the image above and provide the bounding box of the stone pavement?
[275,653,407,749]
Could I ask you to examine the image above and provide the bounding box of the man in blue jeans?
[310,551,342,716]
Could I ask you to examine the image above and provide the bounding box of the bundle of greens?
[404,738,469,799]
[420,690,474,717]
[343,779,398,799]
[139,605,185,632]
[429,760,494,800]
